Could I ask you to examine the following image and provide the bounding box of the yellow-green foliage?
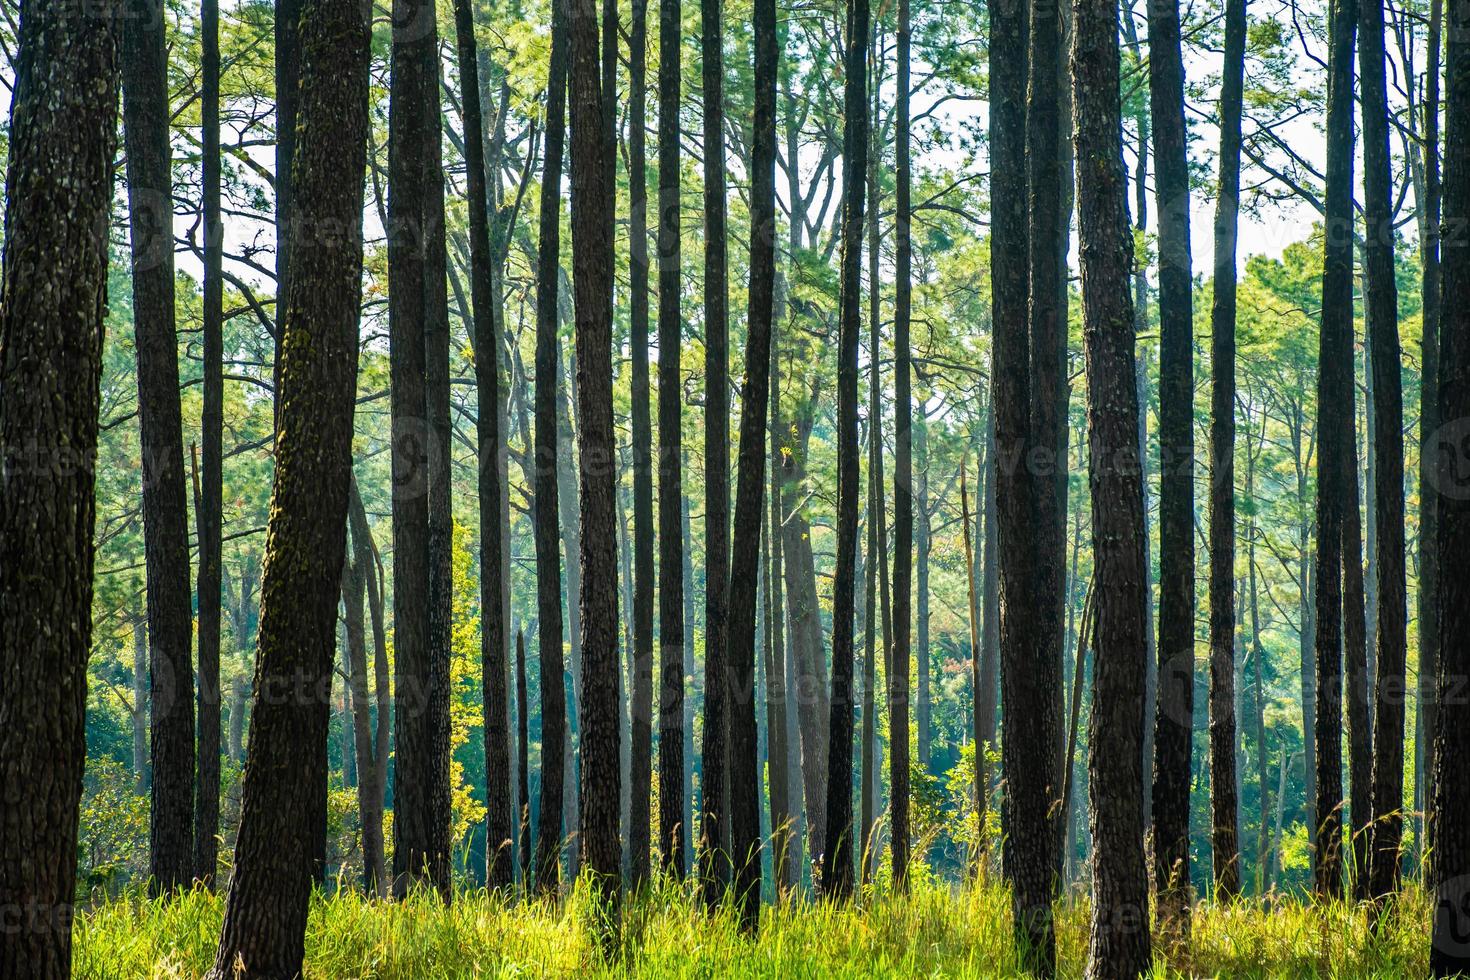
[72,877,1429,978]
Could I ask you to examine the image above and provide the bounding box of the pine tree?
[1207,0,1247,903]
[388,0,451,898]
[0,3,120,973]
[452,0,513,891]
[569,0,624,906]
[206,0,370,971]
[533,0,571,896]
[1073,0,1154,969]
[122,0,196,896]
[822,0,869,902]
[656,0,688,880]
[1148,0,1198,934]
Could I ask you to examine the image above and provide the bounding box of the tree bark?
[1027,0,1070,900]
[1430,0,1470,963]
[122,0,197,897]
[699,0,733,901]
[275,0,300,418]
[569,0,623,906]
[723,0,778,928]
[990,0,1060,965]
[1207,0,1246,903]
[821,0,867,902]
[1416,0,1443,871]
[1360,0,1408,902]
[626,0,656,891]
[206,0,369,968]
[388,0,451,899]
[0,4,119,971]
[195,0,225,892]
[656,0,687,881]
[890,0,914,891]
[452,0,513,892]
[532,0,569,897]
[1313,0,1358,900]
[1147,0,1197,938]
[1073,0,1154,968]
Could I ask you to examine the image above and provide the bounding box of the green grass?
[72,877,1430,978]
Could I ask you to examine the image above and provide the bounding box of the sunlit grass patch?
[72,876,1431,978]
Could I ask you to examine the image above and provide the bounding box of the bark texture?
[122,0,197,897]
[569,0,623,905]
[0,4,119,973]
[206,0,369,971]
[388,0,452,899]
[533,0,570,896]
[1073,0,1154,970]
[1207,0,1247,903]
[821,0,868,901]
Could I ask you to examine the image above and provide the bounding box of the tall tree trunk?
[194,0,226,892]
[452,0,512,892]
[421,0,455,901]
[1313,0,1358,900]
[1416,0,1444,871]
[0,4,119,971]
[1120,8,1158,835]
[206,0,369,967]
[569,0,623,905]
[122,0,197,898]
[822,0,868,901]
[1147,0,1197,938]
[862,30,888,883]
[1027,0,1069,900]
[656,0,687,881]
[1073,0,1154,968]
[890,0,914,891]
[389,0,451,899]
[991,0,1061,964]
[626,0,656,891]
[699,0,733,901]
[1430,0,1470,963]
[346,480,389,895]
[1361,0,1408,901]
[532,0,569,896]
[1207,0,1246,903]
[723,0,778,928]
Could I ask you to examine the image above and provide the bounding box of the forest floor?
[74,877,1428,978]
